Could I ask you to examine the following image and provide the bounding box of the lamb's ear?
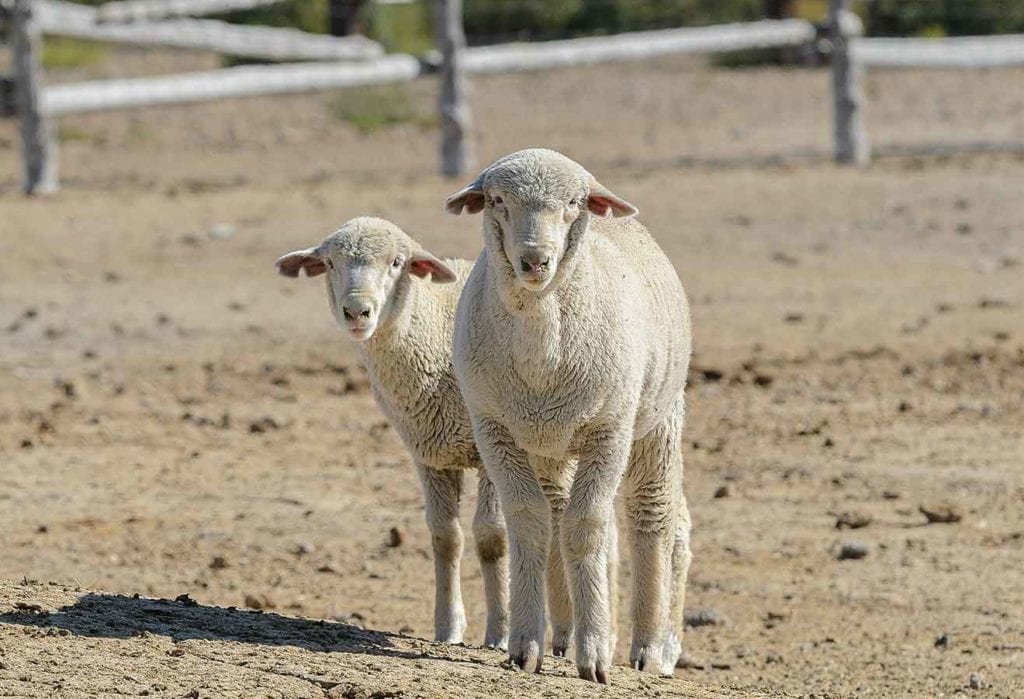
[275,246,328,278]
[409,250,458,284]
[587,177,638,218]
[444,174,486,215]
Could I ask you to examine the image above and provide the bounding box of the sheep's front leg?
[417,464,466,644]
[535,459,576,657]
[473,417,549,673]
[562,428,631,684]
[624,408,685,675]
[473,469,509,650]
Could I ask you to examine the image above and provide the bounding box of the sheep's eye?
[326,259,334,269]
[391,257,402,269]
[568,198,579,208]
[491,195,504,206]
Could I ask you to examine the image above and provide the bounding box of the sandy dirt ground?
[1,49,1023,698]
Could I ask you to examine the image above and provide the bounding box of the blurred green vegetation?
[42,37,108,69]
[863,0,1024,37]
[326,84,436,134]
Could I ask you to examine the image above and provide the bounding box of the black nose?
[343,307,372,321]
[519,253,550,274]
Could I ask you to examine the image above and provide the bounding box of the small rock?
[209,556,229,570]
[36,524,47,534]
[765,650,784,664]
[174,594,198,607]
[883,490,901,500]
[783,312,804,324]
[388,527,405,548]
[293,542,315,556]
[835,511,872,530]
[684,607,726,628]
[316,562,338,574]
[969,672,985,690]
[243,593,275,610]
[676,651,707,670]
[935,633,950,649]
[398,625,414,635]
[713,485,730,499]
[20,439,33,449]
[920,503,962,524]
[898,400,912,412]
[208,223,236,241]
[837,542,869,560]
[248,417,280,434]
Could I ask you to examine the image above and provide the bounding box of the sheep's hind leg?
[474,469,509,650]
[667,492,692,673]
[417,464,467,644]
[624,407,684,676]
[473,418,549,674]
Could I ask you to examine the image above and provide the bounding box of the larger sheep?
[446,149,692,683]
[274,217,510,648]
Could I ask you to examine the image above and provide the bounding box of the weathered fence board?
[96,0,285,24]
[42,54,421,116]
[460,19,817,74]
[854,34,1024,68]
[37,0,382,61]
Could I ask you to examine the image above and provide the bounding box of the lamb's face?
[445,149,638,294]
[275,217,456,343]
[322,225,408,341]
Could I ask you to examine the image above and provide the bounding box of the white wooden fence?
[4,0,1024,193]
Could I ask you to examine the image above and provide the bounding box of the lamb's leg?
[562,428,632,684]
[473,469,509,650]
[667,491,692,672]
[473,417,549,673]
[607,511,620,661]
[417,464,466,644]
[535,459,575,657]
[624,407,685,676]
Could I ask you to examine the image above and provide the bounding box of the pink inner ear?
[587,196,615,218]
[409,259,436,278]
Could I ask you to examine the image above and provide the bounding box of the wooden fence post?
[433,0,472,178]
[828,0,868,166]
[11,0,58,194]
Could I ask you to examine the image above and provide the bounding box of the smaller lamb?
[275,217,509,648]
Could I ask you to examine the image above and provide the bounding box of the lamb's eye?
[491,195,503,206]
[568,198,579,208]
[392,257,402,269]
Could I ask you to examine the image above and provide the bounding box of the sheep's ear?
[409,250,458,284]
[587,177,638,218]
[275,246,328,278]
[444,175,486,215]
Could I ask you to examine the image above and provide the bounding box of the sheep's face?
[275,218,456,343]
[445,149,637,293]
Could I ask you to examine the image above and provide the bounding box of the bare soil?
[1,49,1022,698]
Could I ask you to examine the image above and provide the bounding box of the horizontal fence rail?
[38,0,383,61]
[42,54,422,116]
[37,20,818,116]
[461,19,817,73]
[95,0,286,24]
[854,34,1024,68]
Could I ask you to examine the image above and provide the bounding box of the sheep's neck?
[498,267,590,387]
[357,279,420,377]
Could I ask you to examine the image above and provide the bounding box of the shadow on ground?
[0,592,420,657]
